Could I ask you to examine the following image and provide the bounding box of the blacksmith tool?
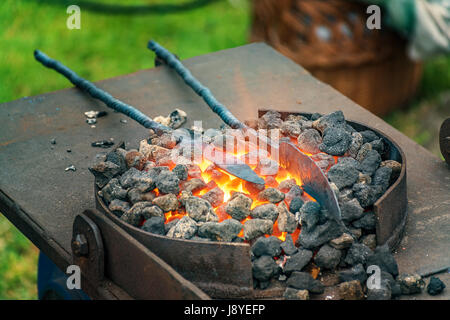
[33,49,264,184]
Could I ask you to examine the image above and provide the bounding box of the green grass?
[419,55,450,100]
[0,0,250,103]
[384,57,450,158]
[0,0,249,300]
[0,214,39,300]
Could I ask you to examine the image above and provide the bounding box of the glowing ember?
[153,149,323,245]
[135,122,348,248]
[92,108,400,297]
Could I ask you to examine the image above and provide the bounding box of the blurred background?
[0,0,448,299]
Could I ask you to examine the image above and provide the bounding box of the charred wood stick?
[34,49,171,135]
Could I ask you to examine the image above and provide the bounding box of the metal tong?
[35,41,343,223]
[33,46,264,184]
[146,41,343,224]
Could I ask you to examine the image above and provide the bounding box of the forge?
[93,109,407,299]
[0,43,448,300]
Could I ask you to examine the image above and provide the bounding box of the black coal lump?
[370,139,385,155]
[327,161,360,189]
[314,244,342,270]
[312,110,345,133]
[299,201,322,232]
[283,249,313,274]
[289,197,304,214]
[360,130,379,144]
[172,164,188,181]
[344,242,372,266]
[251,236,282,258]
[319,127,352,156]
[365,244,399,277]
[286,271,325,294]
[427,276,446,296]
[141,216,166,235]
[280,234,298,256]
[252,255,278,282]
[352,183,380,208]
[373,166,392,193]
[352,211,376,231]
[338,264,367,285]
[359,149,381,175]
[106,148,127,174]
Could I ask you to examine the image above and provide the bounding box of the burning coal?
[90,109,403,299]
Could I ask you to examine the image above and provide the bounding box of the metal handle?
[34,49,171,135]
[148,40,246,130]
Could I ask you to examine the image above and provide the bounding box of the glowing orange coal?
[161,148,323,247]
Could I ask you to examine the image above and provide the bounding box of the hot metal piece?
[202,143,265,185]
[214,162,265,185]
[279,141,342,223]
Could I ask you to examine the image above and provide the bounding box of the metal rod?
[147,40,246,130]
[34,49,171,135]
[419,265,450,278]
[35,48,262,184]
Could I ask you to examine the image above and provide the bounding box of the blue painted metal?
[37,252,90,300]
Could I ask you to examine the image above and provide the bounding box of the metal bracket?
[72,213,105,288]
[440,118,450,166]
[79,209,210,299]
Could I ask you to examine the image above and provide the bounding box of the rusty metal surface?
[0,43,449,298]
[95,187,254,299]
[83,209,210,300]
[72,214,105,288]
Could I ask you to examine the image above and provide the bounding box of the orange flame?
[154,138,325,246]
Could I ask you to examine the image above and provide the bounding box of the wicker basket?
[250,0,423,116]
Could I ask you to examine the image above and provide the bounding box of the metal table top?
[1,43,449,296]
